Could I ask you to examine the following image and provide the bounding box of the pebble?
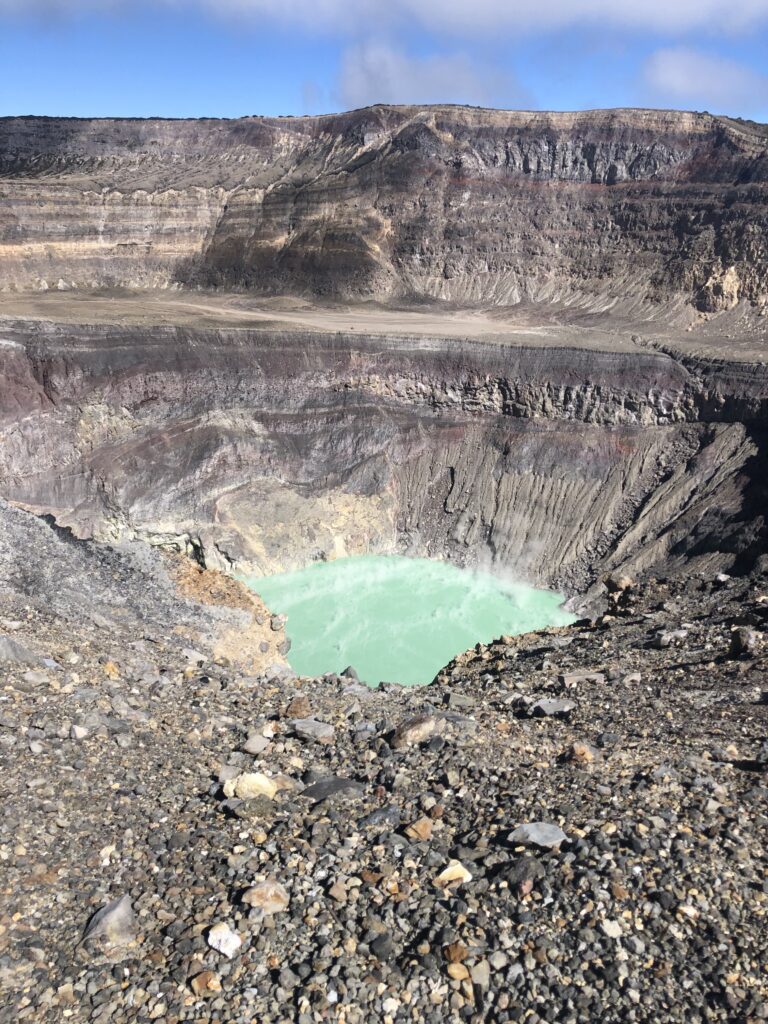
[601,919,623,939]
[190,970,222,996]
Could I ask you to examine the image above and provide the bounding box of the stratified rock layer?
[1,107,767,310]
[0,314,766,592]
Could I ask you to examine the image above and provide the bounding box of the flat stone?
[302,776,364,804]
[82,894,137,948]
[358,805,401,829]
[289,717,335,744]
[508,822,568,849]
[558,671,605,686]
[22,670,49,689]
[405,816,434,841]
[531,698,576,718]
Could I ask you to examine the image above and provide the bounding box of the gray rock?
[358,805,401,829]
[558,671,605,686]
[371,933,395,959]
[242,733,270,755]
[508,822,568,849]
[470,959,491,990]
[82,894,137,948]
[530,698,576,718]
[0,635,40,665]
[290,717,335,744]
[301,777,365,804]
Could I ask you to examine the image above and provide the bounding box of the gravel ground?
[0,503,766,1023]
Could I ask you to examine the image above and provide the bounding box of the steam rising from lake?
[247,555,573,686]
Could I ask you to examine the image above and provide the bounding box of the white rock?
[222,772,277,800]
[207,922,242,959]
[508,822,568,849]
[601,919,623,939]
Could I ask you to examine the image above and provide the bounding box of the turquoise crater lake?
[246,555,574,687]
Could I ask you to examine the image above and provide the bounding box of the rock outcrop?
[1,106,768,1024]
[2,107,767,310]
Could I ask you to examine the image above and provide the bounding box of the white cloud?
[338,42,526,109]
[644,47,768,112]
[3,0,768,35]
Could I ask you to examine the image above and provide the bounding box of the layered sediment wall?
[1,319,765,593]
[1,107,768,311]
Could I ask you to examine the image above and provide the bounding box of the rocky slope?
[0,498,766,1024]
[1,107,768,310]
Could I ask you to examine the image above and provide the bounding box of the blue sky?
[1,1,767,121]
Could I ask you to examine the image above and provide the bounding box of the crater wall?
[1,107,767,311]
[1,320,765,593]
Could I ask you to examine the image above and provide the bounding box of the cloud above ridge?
[337,42,529,109]
[644,46,768,112]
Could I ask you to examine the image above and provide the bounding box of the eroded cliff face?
[1,106,767,596]
[2,107,768,311]
[1,317,765,593]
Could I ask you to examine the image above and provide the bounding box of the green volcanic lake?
[247,555,573,686]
